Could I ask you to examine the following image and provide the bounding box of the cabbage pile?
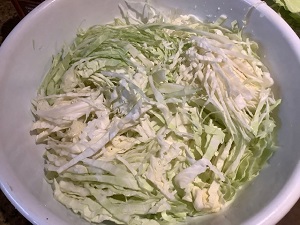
[31,3,280,225]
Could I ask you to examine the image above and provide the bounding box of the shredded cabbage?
[31,2,281,225]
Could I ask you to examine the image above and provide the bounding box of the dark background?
[0,0,299,224]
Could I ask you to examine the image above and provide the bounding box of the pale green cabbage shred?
[31,2,281,225]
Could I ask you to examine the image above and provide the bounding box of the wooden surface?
[0,0,299,224]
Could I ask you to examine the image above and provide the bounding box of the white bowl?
[0,0,300,224]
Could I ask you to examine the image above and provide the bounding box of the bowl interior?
[0,0,300,225]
